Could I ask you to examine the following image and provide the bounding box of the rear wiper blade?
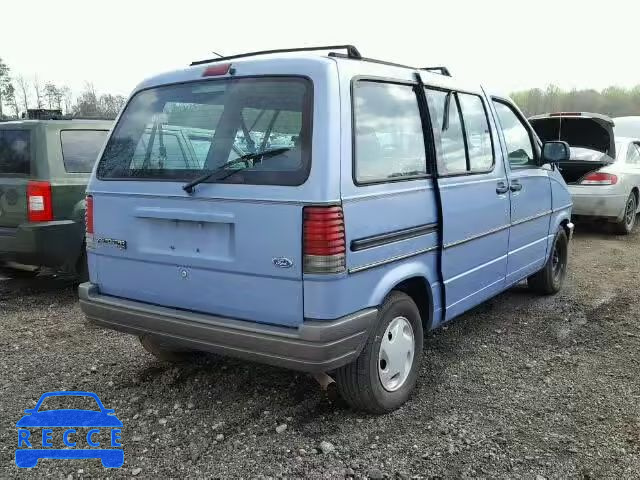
[182,147,290,194]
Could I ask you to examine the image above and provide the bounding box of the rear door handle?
[510,181,523,192]
[496,181,509,195]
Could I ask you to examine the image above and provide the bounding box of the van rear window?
[60,130,109,173]
[0,130,31,175]
[97,77,312,186]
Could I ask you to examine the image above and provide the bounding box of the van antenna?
[211,51,224,58]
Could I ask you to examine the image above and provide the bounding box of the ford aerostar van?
[79,45,574,413]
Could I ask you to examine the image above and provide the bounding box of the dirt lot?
[1,225,639,479]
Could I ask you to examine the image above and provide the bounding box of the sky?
[1,0,639,100]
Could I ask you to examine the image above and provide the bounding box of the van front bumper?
[79,283,377,373]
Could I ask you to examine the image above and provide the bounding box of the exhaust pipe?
[312,372,338,401]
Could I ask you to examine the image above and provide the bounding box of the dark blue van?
[79,46,573,413]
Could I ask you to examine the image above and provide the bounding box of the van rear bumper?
[79,283,377,373]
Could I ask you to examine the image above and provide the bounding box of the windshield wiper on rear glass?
[182,147,291,194]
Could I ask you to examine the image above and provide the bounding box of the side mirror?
[542,141,570,164]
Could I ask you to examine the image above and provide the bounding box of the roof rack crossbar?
[421,66,451,76]
[191,45,362,66]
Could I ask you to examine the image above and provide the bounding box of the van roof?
[135,46,486,97]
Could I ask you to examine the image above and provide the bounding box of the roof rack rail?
[328,52,417,70]
[191,45,362,66]
[421,66,451,76]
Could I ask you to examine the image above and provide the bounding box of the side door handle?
[496,181,509,195]
[510,180,522,192]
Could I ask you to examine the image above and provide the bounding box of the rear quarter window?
[0,130,31,175]
[353,81,427,184]
[60,130,109,173]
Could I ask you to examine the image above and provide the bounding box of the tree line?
[0,56,126,120]
[509,85,640,118]
[3,54,640,121]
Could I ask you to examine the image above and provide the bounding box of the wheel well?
[560,218,571,237]
[391,277,432,331]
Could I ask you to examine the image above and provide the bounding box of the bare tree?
[44,83,59,109]
[33,75,43,109]
[98,93,126,118]
[4,83,19,118]
[16,75,30,114]
[53,88,64,111]
[0,57,10,118]
[73,82,99,116]
[60,86,73,114]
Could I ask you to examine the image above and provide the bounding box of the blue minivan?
[79,46,574,413]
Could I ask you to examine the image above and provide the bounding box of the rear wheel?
[528,228,568,295]
[140,335,196,363]
[75,250,89,284]
[335,291,423,414]
[614,192,637,235]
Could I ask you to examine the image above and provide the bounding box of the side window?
[626,143,640,165]
[492,100,537,168]
[426,90,466,175]
[60,130,109,173]
[457,93,493,172]
[353,81,427,183]
[0,130,31,175]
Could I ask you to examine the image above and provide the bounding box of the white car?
[614,116,640,138]
[530,113,640,234]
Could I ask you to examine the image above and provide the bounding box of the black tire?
[139,335,196,363]
[75,250,89,284]
[335,291,423,414]
[528,228,568,295]
[614,192,637,235]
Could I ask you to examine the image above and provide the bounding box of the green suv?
[0,119,112,279]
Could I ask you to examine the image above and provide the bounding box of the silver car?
[614,116,640,138]
[530,113,640,234]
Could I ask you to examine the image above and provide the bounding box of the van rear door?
[0,128,31,228]
[89,75,317,327]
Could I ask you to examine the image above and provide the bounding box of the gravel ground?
[1,224,639,479]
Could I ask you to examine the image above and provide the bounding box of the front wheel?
[528,227,568,295]
[335,291,423,414]
[614,193,637,235]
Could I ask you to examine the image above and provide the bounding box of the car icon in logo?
[15,391,123,468]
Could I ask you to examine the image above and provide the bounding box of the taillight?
[580,172,618,185]
[27,181,53,222]
[303,206,346,274]
[85,195,94,249]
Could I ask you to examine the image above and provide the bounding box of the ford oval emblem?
[272,257,293,269]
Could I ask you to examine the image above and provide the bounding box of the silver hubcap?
[378,316,415,392]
